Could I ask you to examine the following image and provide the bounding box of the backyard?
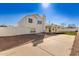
[0,33,75,56]
[64,32,77,35]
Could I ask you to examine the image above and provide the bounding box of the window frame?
[28,18,33,23]
[37,20,42,24]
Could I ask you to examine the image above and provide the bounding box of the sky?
[0,3,79,26]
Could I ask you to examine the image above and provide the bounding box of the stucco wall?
[61,28,78,32]
[0,26,31,36]
[18,14,45,33]
[0,14,46,36]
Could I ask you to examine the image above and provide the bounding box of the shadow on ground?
[0,33,60,52]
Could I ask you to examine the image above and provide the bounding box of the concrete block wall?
[0,27,31,36]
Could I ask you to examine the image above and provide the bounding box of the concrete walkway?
[70,33,79,55]
[0,34,75,56]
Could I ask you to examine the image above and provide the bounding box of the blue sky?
[0,3,79,26]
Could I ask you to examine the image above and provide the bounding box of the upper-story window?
[28,18,33,23]
[37,20,42,24]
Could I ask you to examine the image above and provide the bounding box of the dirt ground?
[0,33,57,52]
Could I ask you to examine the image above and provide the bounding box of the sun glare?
[42,3,50,8]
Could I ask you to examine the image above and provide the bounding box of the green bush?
[64,32,77,35]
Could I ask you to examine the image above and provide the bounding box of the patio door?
[30,28,36,33]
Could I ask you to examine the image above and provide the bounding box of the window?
[30,28,36,33]
[28,18,33,23]
[37,21,42,24]
[52,28,54,30]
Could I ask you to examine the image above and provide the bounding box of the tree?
[68,24,76,28]
[61,23,66,27]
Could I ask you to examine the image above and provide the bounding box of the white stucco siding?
[18,14,46,33]
[0,27,30,36]
[0,14,46,36]
[0,27,15,36]
[36,24,43,33]
[18,16,37,28]
[62,28,77,32]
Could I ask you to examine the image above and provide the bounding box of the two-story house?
[18,14,46,34]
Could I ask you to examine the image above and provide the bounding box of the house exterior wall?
[61,27,78,32]
[18,14,46,33]
[0,26,31,36]
[45,26,51,33]
[45,24,78,33]
[0,14,46,36]
[45,25,64,33]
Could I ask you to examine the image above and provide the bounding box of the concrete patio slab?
[37,35,75,56]
[0,34,75,56]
